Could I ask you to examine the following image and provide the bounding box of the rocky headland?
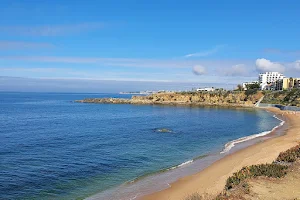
[75,91,264,107]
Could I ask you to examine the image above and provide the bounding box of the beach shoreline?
[86,107,289,200]
[141,107,300,200]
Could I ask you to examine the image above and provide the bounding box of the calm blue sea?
[0,92,280,200]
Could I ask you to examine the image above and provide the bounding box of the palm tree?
[289,77,294,89]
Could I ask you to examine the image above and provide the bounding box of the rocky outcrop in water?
[76,91,263,107]
[77,98,131,104]
[155,128,173,133]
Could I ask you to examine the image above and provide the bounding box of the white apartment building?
[196,87,215,92]
[259,72,284,90]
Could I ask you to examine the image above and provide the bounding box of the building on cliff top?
[240,72,299,91]
[259,72,284,90]
[274,78,300,90]
[196,87,215,92]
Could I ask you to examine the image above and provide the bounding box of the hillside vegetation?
[186,144,300,200]
[261,89,300,106]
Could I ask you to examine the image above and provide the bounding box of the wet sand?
[142,107,300,200]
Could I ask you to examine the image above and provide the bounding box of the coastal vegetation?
[245,83,260,90]
[224,164,288,190]
[243,83,260,97]
[185,144,300,200]
[276,144,300,162]
[261,88,300,106]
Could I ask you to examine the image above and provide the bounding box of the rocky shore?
[75,91,263,107]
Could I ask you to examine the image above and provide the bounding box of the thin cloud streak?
[0,41,55,49]
[6,56,300,78]
[0,67,180,82]
[184,45,225,57]
[0,22,106,36]
[38,77,174,83]
[0,67,64,73]
[263,48,300,56]
[0,55,250,70]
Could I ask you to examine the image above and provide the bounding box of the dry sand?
[142,107,300,200]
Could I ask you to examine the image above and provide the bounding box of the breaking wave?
[221,114,285,154]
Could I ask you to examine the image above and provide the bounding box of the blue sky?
[1,0,300,92]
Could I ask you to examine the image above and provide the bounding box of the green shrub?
[262,90,272,95]
[245,89,258,96]
[223,91,231,98]
[248,163,288,177]
[273,91,281,98]
[246,83,260,90]
[185,144,300,200]
[225,164,288,190]
[276,144,300,163]
[225,144,300,191]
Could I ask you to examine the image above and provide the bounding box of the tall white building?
[259,72,284,90]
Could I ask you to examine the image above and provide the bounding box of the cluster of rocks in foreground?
[76,91,263,107]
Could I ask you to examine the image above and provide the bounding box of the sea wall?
[76,91,263,107]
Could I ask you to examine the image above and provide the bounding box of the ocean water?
[0,92,281,200]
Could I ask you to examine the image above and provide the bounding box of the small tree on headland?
[237,84,243,91]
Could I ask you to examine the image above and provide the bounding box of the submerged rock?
[155,128,173,133]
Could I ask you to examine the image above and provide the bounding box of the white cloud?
[184,45,224,58]
[221,64,248,76]
[255,58,285,73]
[192,65,206,75]
[293,60,300,71]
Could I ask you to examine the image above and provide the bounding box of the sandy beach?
[142,107,300,200]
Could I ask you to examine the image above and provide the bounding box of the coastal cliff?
[76,91,263,107]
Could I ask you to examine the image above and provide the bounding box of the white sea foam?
[126,159,194,185]
[170,160,193,170]
[177,160,193,167]
[128,193,139,200]
[220,114,285,154]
